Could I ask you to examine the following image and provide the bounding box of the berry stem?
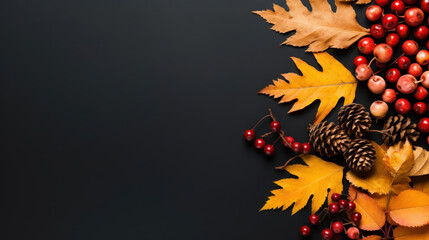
[275,155,302,170]
[367,129,393,137]
[252,114,270,130]
[268,108,277,121]
[374,53,405,75]
[260,131,274,138]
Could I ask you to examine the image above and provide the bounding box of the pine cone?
[343,139,376,173]
[382,115,420,146]
[308,121,351,157]
[338,103,372,138]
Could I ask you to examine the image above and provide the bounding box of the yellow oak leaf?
[348,186,386,231]
[393,226,429,239]
[413,175,429,194]
[261,155,343,215]
[360,235,382,240]
[389,189,429,227]
[346,141,392,195]
[409,146,429,176]
[254,0,369,52]
[259,52,357,124]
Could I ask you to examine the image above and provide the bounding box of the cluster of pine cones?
[308,103,419,173]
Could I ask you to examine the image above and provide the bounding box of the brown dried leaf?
[254,0,369,52]
[409,146,429,176]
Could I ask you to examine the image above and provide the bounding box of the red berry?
[382,14,398,30]
[355,64,373,81]
[402,40,419,56]
[422,71,429,88]
[375,0,389,6]
[382,89,397,103]
[404,7,424,27]
[395,98,412,114]
[414,86,428,100]
[408,63,423,77]
[427,135,429,145]
[397,56,411,70]
[329,202,340,214]
[270,121,281,132]
[366,5,383,21]
[264,144,275,156]
[358,37,375,55]
[244,129,255,141]
[302,142,311,154]
[321,229,334,240]
[351,212,362,222]
[338,199,348,209]
[309,214,320,225]
[353,56,368,66]
[331,193,341,202]
[414,102,427,115]
[368,75,386,94]
[397,75,417,95]
[422,0,429,12]
[292,142,302,153]
[376,61,387,69]
[300,226,311,237]
[417,50,429,66]
[418,117,429,133]
[414,25,429,40]
[386,68,401,83]
[370,24,385,39]
[283,136,294,148]
[374,44,393,63]
[391,0,406,15]
[254,138,265,149]
[331,221,344,234]
[347,227,360,239]
[348,201,356,211]
[386,33,400,47]
[396,24,409,38]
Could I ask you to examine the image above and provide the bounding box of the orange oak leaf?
[409,146,429,176]
[254,0,369,52]
[360,235,382,240]
[261,155,343,215]
[413,175,429,194]
[259,52,357,124]
[393,225,429,239]
[340,0,372,4]
[389,189,429,227]
[348,186,386,231]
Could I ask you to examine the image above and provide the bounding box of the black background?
[0,0,399,239]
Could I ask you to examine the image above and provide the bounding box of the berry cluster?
[243,109,311,156]
[300,193,363,239]
[355,0,429,144]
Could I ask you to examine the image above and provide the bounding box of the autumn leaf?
[393,225,429,239]
[254,0,369,51]
[383,140,414,177]
[259,52,357,124]
[409,146,429,176]
[413,175,429,194]
[261,155,343,215]
[361,235,381,240]
[346,141,392,195]
[389,189,429,227]
[348,186,386,231]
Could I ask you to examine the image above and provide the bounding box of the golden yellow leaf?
[346,141,392,194]
[409,146,429,176]
[370,193,388,212]
[383,140,413,184]
[389,189,429,227]
[348,186,386,231]
[413,175,429,194]
[259,52,357,124]
[361,235,381,240]
[393,226,429,239]
[261,155,343,215]
[254,0,369,52]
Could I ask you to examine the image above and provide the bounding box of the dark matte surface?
[0,0,388,239]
